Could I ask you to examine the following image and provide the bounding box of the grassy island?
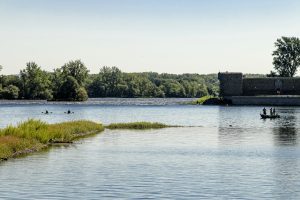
[0,120,104,160]
[106,122,175,130]
[0,120,178,161]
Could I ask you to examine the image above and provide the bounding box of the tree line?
[0,61,219,101]
[2,36,296,101]
[0,60,90,101]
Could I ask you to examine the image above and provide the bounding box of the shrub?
[0,85,19,99]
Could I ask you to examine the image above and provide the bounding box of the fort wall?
[218,72,300,96]
[243,78,300,95]
[218,72,243,96]
[218,72,300,105]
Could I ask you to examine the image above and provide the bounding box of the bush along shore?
[0,120,104,161]
[191,95,231,105]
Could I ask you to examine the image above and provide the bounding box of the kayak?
[260,114,280,119]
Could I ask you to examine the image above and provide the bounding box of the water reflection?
[216,107,300,198]
[272,110,298,146]
[271,110,300,199]
[216,106,300,146]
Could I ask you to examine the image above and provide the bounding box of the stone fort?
[218,72,300,105]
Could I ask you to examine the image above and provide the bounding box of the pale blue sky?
[1,0,300,74]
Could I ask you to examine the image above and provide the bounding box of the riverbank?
[0,120,104,160]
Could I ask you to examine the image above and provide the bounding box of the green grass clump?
[193,95,214,105]
[106,122,172,130]
[0,136,43,159]
[0,119,104,160]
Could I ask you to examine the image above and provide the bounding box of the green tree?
[123,74,142,97]
[1,75,22,89]
[0,85,19,99]
[87,75,106,97]
[51,68,64,99]
[20,62,53,100]
[101,66,123,96]
[92,66,124,97]
[272,37,300,77]
[53,60,89,101]
[61,60,89,86]
[57,76,80,101]
[0,66,22,99]
[160,80,186,97]
[76,87,88,101]
[181,81,208,97]
[57,76,88,101]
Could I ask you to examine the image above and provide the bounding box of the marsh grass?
[0,119,178,160]
[106,122,174,130]
[0,136,43,159]
[0,119,104,160]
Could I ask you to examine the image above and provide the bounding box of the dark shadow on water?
[272,109,298,146]
[271,110,300,199]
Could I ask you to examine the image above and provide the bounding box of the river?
[0,98,299,199]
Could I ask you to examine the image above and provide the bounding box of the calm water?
[0,98,300,199]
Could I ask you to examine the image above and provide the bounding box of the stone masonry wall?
[218,72,300,96]
[243,77,300,95]
[218,72,243,96]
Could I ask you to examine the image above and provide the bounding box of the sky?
[0,0,300,75]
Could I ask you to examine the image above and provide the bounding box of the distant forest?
[0,60,220,100]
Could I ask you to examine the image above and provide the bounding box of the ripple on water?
[0,103,300,199]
